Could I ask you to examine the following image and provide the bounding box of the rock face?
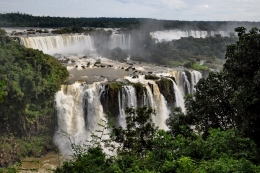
[156,78,175,108]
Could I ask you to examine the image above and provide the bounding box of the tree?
[224,27,260,144]
[111,106,158,158]
[185,27,260,145]
[0,28,6,36]
[185,72,236,135]
[0,79,6,103]
[166,107,194,137]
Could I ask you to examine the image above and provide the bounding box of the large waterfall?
[54,71,202,156]
[109,34,131,49]
[150,30,230,42]
[19,35,95,55]
[15,32,203,156]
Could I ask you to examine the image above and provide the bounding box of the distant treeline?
[1,12,260,31]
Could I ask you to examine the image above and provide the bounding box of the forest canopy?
[0,30,69,167]
[1,12,260,31]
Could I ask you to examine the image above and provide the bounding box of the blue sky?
[0,0,259,21]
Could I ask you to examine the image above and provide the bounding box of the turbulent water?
[150,30,230,42]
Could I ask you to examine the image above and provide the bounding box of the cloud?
[0,0,259,21]
[161,0,187,10]
[199,4,209,10]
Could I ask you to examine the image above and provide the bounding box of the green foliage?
[166,107,194,137]
[0,78,6,103]
[0,33,69,166]
[185,72,236,133]
[144,75,159,80]
[55,104,260,172]
[131,34,237,70]
[0,28,6,36]
[111,106,158,157]
[192,61,209,71]
[224,27,260,144]
[55,146,109,173]
[185,27,260,146]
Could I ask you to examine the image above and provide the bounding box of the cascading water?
[54,70,202,156]
[169,78,185,112]
[169,69,202,96]
[146,82,170,130]
[150,30,230,42]
[118,85,137,128]
[191,70,203,94]
[109,34,131,49]
[53,82,108,157]
[180,72,191,96]
[19,35,95,55]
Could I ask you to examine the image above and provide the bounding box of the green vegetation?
[0,31,69,166]
[131,34,238,70]
[186,27,260,145]
[55,108,260,173]
[55,27,260,172]
[1,13,260,31]
[144,75,160,80]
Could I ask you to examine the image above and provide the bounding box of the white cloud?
[199,4,209,10]
[0,0,259,21]
[161,0,187,10]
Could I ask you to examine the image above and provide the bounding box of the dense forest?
[0,29,69,168]
[54,27,260,172]
[1,12,260,31]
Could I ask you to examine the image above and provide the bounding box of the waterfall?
[168,78,185,112]
[109,34,131,49]
[54,71,203,156]
[180,72,191,95]
[169,70,202,96]
[150,30,230,42]
[118,90,126,128]
[143,82,169,130]
[53,82,108,157]
[191,70,203,93]
[19,34,95,55]
[123,85,137,108]
[118,85,137,128]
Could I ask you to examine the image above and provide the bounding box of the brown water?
[18,152,62,173]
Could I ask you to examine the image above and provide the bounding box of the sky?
[0,0,259,21]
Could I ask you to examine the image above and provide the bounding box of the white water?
[53,70,202,156]
[53,82,108,157]
[170,79,185,112]
[118,85,137,128]
[118,90,127,128]
[109,34,131,49]
[151,30,229,42]
[191,70,203,94]
[20,35,95,55]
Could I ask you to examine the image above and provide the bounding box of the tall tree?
[224,27,260,144]
[185,27,260,145]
